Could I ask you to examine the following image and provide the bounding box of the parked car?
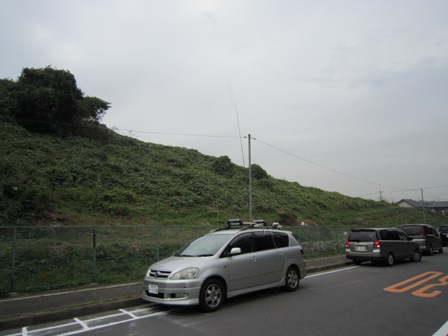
[345,228,422,266]
[438,225,448,247]
[142,220,307,312]
[398,224,443,255]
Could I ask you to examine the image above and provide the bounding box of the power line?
[112,128,240,139]
[228,82,246,167]
[15,117,446,199]
[254,137,401,190]
[112,128,448,199]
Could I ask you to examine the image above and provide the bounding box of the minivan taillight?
[373,241,381,249]
[345,241,350,248]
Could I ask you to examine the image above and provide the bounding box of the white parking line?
[433,320,448,336]
[306,266,359,278]
[119,308,138,319]
[73,318,88,330]
[5,305,168,336]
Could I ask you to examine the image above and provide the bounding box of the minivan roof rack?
[224,219,283,230]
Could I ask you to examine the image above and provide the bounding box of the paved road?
[3,252,448,336]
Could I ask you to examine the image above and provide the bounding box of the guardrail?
[0,225,349,295]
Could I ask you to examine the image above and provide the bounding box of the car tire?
[411,249,422,262]
[284,266,300,292]
[386,253,395,266]
[439,245,443,253]
[199,278,225,312]
[353,260,362,265]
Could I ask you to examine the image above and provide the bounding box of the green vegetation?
[1,116,445,227]
[0,67,445,228]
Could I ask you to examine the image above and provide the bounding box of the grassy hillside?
[0,118,444,228]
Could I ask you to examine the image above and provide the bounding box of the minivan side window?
[223,233,253,257]
[252,232,276,251]
[381,230,399,240]
[398,231,408,241]
[273,232,289,248]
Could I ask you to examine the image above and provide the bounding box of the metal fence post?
[156,227,160,261]
[10,226,17,292]
[92,227,97,283]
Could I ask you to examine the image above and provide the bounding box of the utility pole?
[421,188,427,224]
[248,134,253,222]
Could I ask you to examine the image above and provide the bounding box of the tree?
[0,79,18,120]
[77,96,110,123]
[251,164,268,179]
[10,66,110,135]
[212,156,234,176]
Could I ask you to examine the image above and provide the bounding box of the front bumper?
[142,277,202,306]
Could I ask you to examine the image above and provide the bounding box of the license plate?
[148,284,158,294]
[355,245,367,252]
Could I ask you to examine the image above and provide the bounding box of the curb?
[0,297,142,332]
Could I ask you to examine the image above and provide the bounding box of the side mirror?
[230,247,242,256]
[408,236,413,241]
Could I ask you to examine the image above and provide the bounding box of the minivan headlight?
[170,267,199,280]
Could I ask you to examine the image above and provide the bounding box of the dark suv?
[345,228,421,266]
[439,225,448,247]
[398,224,443,255]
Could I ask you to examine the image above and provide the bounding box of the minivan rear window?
[348,230,378,242]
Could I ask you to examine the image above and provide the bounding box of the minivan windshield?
[175,233,233,257]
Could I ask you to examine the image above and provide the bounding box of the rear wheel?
[411,249,422,262]
[386,253,395,266]
[199,279,225,312]
[284,266,300,292]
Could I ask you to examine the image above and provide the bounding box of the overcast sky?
[2,0,448,202]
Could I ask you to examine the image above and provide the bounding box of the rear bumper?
[346,251,383,263]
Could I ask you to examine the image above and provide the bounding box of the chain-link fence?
[0,225,349,296]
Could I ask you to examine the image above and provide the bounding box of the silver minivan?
[142,220,307,312]
[345,228,422,266]
[398,224,443,255]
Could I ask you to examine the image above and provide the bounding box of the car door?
[397,230,414,258]
[252,232,283,285]
[379,230,400,258]
[425,226,442,251]
[224,233,260,291]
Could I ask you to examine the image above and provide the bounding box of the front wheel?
[199,279,225,312]
[284,266,300,292]
[411,249,422,262]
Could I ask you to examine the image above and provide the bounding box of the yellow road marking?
[384,272,447,298]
